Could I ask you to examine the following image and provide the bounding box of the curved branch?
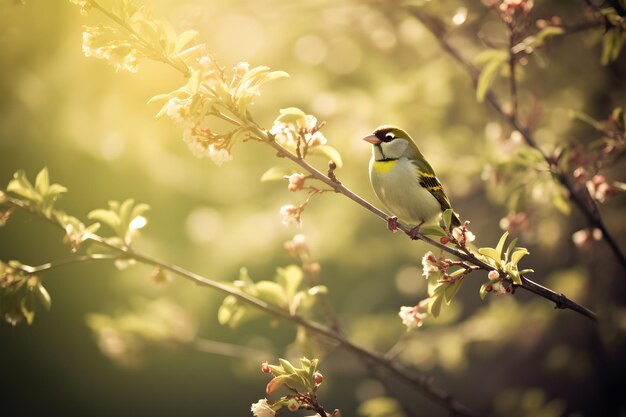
[84,234,476,417]
[406,6,626,270]
[262,140,598,322]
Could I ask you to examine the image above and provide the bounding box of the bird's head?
[362,125,417,161]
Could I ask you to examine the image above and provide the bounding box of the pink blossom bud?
[287,173,306,192]
[261,362,271,374]
[314,372,324,385]
[592,174,606,187]
[440,236,450,244]
[488,270,500,281]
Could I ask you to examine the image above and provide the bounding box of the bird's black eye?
[384,133,395,142]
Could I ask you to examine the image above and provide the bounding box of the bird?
[363,125,461,237]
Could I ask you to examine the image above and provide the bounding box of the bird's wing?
[414,163,462,227]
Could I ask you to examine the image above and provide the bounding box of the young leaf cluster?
[0,261,51,326]
[265,357,320,395]
[477,232,534,299]
[88,199,149,247]
[1,168,151,324]
[218,266,327,328]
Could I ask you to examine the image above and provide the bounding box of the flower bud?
[314,371,324,385]
[287,173,306,192]
[261,362,271,374]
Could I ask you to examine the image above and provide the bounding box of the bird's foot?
[387,216,399,233]
[408,221,425,240]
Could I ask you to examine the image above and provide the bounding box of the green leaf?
[442,208,453,229]
[260,166,293,182]
[444,279,463,305]
[119,198,135,225]
[523,26,565,49]
[34,167,50,195]
[265,70,289,82]
[7,170,39,202]
[568,109,605,131]
[130,203,150,220]
[174,30,198,54]
[147,93,172,104]
[278,358,297,374]
[504,237,519,263]
[476,50,508,102]
[88,209,120,231]
[266,375,290,395]
[479,283,490,300]
[36,283,52,310]
[255,280,288,306]
[601,29,626,65]
[277,265,303,301]
[428,292,444,318]
[309,145,343,168]
[510,271,523,286]
[236,267,258,295]
[276,107,307,125]
[478,247,501,263]
[420,225,447,237]
[510,248,529,265]
[495,232,509,258]
[307,285,328,295]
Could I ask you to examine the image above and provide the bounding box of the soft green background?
[1,1,625,416]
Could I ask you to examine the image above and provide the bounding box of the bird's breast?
[369,157,441,225]
[371,159,398,174]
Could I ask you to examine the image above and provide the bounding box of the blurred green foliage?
[1,0,625,416]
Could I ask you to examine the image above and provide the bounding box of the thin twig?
[15,254,121,274]
[83,233,476,417]
[406,6,626,270]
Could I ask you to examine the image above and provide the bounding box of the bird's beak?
[362,134,381,145]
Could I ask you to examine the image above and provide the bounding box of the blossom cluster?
[484,269,509,296]
[398,298,430,329]
[421,250,469,282]
[499,0,534,24]
[451,222,476,246]
[82,26,139,73]
[573,168,616,203]
[252,358,330,417]
[280,204,303,227]
[269,108,327,157]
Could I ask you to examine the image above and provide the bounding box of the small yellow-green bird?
[363,125,461,235]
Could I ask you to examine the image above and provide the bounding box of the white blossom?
[280,204,301,227]
[399,306,426,329]
[421,251,438,279]
[207,145,232,166]
[251,398,275,417]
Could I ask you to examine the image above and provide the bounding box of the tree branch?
[261,140,597,322]
[406,6,626,270]
[82,234,476,417]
